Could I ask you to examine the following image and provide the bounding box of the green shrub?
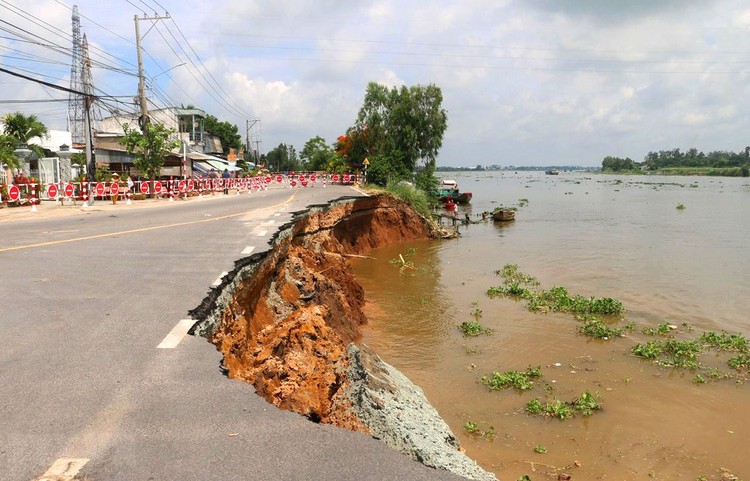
[385,181,432,217]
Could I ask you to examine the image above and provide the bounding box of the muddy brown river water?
[352,171,750,480]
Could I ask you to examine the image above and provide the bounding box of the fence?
[1,173,360,208]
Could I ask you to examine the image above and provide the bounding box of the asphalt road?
[0,185,471,481]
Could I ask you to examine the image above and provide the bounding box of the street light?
[148,62,186,89]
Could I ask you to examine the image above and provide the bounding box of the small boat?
[545,169,559,175]
[437,179,472,204]
[492,208,516,221]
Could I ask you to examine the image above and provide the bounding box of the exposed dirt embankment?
[189,194,496,481]
[191,194,430,425]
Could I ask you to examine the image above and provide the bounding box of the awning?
[192,160,211,175]
[188,152,241,172]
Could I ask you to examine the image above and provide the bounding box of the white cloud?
[2,0,749,166]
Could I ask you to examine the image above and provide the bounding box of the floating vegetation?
[481,366,542,391]
[458,320,493,337]
[525,391,602,420]
[676,203,686,210]
[699,331,748,352]
[577,316,624,339]
[631,331,750,378]
[486,264,625,339]
[641,322,676,336]
[631,339,702,368]
[533,444,547,454]
[388,247,417,272]
[463,421,495,440]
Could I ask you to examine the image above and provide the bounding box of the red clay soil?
[208,194,432,430]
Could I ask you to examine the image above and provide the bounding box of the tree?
[0,134,19,171]
[300,136,334,171]
[120,122,179,194]
[262,143,300,172]
[2,112,48,144]
[602,156,638,172]
[203,114,242,155]
[352,82,448,187]
[2,112,50,162]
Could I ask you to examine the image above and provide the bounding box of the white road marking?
[256,230,267,237]
[157,319,195,349]
[212,271,228,286]
[37,458,89,481]
[241,246,255,255]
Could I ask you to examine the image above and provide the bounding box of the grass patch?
[385,181,432,217]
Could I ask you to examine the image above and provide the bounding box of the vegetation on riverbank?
[601,147,750,176]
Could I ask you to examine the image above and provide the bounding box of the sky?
[2,0,750,167]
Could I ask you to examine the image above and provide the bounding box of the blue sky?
[2,0,750,167]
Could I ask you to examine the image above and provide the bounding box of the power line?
[0,65,93,97]
[168,18,250,118]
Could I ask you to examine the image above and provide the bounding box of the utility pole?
[245,118,261,165]
[134,13,170,132]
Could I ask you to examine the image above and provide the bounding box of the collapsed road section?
[189,194,496,481]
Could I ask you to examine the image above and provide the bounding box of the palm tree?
[2,112,48,144]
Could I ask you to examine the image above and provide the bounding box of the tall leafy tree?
[203,114,242,154]
[120,122,179,195]
[353,82,447,187]
[300,135,333,171]
[0,134,19,171]
[262,143,300,172]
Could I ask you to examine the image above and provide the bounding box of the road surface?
[0,185,470,481]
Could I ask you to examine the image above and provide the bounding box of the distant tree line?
[602,147,750,176]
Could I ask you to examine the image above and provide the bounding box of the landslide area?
[192,194,431,429]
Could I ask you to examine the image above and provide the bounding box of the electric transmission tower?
[68,5,85,146]
[81,34,102,128]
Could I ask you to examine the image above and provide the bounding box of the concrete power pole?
[134,13,170,132]
[246,118,261,165]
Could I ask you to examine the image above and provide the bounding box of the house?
[95,106,237,179]
[0,125,80,184]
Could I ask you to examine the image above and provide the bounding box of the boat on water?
[492,208,516,221]
[437,179,472,204]
[545,169,559,175]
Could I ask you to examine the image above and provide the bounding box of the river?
[352,171,750,480]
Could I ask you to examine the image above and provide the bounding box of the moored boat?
[437,179,472,204]
[492,208,516,221]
